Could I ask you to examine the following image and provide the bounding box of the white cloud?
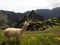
[47,0,60,9]
[0,0,60,12]
[51,0,60,7]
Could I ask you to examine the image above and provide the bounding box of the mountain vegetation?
[0,7,60,31]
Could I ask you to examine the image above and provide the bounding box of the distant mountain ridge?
[35,7,60,19]
[23,7,60,20]
[0,7,60,28]
[0,7,60,21]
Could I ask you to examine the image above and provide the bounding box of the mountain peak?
[28,10,44,21]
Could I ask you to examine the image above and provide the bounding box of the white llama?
[3,21,29,41]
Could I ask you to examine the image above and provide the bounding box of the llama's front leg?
[7,37,10,41]
[7,37,11,44]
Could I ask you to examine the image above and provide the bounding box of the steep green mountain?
[28,10,44,21]
[0,10,24,28]
[0,12,9,29]
[0,7,60,30]
[0,10,44,28]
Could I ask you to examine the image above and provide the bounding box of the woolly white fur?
[3,22,29,40]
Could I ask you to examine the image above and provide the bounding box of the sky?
[0,0,60,13]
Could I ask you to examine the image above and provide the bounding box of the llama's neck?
[21,22,28,31]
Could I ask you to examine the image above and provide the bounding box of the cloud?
[52,0,60,7]
[0,0,60,12]
[48,0,60,8]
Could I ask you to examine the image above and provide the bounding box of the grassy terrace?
[0,26,60,45]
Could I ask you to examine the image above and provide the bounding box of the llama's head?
[24,21,29,26]
[22,21,29,30]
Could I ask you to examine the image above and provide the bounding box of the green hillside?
[0,26,60,45]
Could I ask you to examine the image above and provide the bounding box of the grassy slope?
[44,26,60,34]
[0,26,60,45]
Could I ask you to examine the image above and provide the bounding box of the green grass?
[0,26,60,45]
